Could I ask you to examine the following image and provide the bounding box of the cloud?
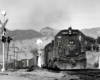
[1,0,100,30]
[15,0,71,30]
[2,0,70,30]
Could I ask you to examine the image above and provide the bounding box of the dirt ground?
[0,69,79,80]
[0,51,99,80]
[86,51,100,69]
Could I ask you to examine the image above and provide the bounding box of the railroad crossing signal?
[0,19,8,27]
[0,19,8,33]
[0,10,8,72]
[0,19,8,43]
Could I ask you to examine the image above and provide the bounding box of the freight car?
[43,27,87,70]
[18,57,36,69]
[7,57,36,71]
[15,60,23,69]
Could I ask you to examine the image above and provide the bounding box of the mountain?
[40,27,59,36]
[0,26,99,61]
[5,29,44,40]
[40,27,100,39]
[81,27,100,39]
[1,27,100,40]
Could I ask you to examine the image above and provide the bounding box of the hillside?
[8,36,53,60]
[6,29,44,40]
[81,27,100,39]
[0,27,100,63]
[40,27,59,36]
[0,29,46,62]
[0,36,54,63]
[40,27,100,38]
[0,27,100,40]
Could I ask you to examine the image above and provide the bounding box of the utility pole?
[15,51,18,61]
[9,55,13,62]
[6,36,12,71]
[6,41,9,71]
[10,46,18,69]
[9,55,14,69]
[10,47,15,69]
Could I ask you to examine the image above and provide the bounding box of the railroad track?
[41,68,100,80]
[61,69,100,80]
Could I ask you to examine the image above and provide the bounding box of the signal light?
[7,36,12,43]
[1,36,12,43]
[2,36,6,43]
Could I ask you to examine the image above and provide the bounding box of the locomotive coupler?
[71,59,76,67]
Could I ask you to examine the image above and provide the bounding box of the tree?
[97,37,100,44]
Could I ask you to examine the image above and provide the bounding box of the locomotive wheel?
[47,60,57,69]
[48,60,53,69]
[52,62,57,69]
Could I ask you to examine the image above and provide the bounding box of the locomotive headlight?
[70,41,73,44]
[85,41,87,44]
[69,30,71,34]
[58,36,61,38]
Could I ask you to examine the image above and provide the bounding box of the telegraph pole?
[6,36,12,71]
[9,55,14,69]
[10,46,18,69]
[15,51,18,61]
[6,41,9,71]
[9,55,13,62]
[10,46,15,69]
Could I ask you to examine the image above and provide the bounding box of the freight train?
[43,27,89,70]
[6,27,99,70]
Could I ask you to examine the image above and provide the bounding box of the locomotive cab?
[56,27,85,57]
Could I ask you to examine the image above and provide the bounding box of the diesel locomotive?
[43,27,87,70]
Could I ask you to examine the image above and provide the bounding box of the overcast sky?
[0,0,100,31]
